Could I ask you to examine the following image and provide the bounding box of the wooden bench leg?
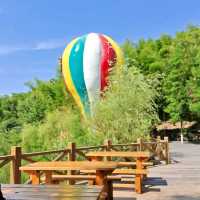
[29,171,40,185]
[44,171,52,184]
[88,180,95,185]
[52,180,59,184]
[135,174,142,194]
[68,170,75,185]
[88,171,95,185]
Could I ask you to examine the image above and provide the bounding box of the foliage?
[1,25,200,183]
[88,66,159,143]
[18,78,70,124]
[163,26,200,122]
[0,132,21,155]
[1,25,200,162]
[122,25,200,123]
[21,107,89,152]
[0,94,24,133]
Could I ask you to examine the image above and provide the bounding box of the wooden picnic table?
[86,151,151,194]
[1,184,103,200]
[20,161,118,200]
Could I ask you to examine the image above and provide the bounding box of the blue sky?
[0,0,200,95]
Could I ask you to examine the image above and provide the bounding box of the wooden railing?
[0,136,169,184]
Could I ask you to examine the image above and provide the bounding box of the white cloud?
[33,39,65,50]
[0,39,66,55]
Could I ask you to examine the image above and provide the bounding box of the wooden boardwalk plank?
[2,184,102,200]
[113,142,200,199]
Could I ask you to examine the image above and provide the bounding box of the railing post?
[156,136,161,141]
[164,137,170,164]
[156,136,163,161]
[104,139,112,151]
[68,142,76,185]
[137,138,143,151]
[104,139,112,161]
[10,146,21,184]
[68,142,76,161]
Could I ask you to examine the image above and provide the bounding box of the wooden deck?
[114,141,200,199]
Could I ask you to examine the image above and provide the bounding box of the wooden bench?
[80,168,149,194]
[117,161,153,167]
[80,169,148,175]
[46,174,121,200]
[79,169,148,194]
[112,169,148,175]
[51,162,150,194]
[1,184,104,200]
[51,174,121,182]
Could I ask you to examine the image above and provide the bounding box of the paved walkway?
[114,142,200,199]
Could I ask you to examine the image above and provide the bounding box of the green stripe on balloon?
[69,35,90,114]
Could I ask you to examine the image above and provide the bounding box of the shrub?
[87,66,159,143]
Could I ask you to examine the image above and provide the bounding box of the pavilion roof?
[156,121,197,131]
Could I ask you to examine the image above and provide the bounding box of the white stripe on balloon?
[83,33,101,113]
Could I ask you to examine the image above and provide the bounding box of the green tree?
[163,26,200,141]
[88,66,159,143]
[17,78,70,124]
[21,107,89,152]
[0,94,24,133]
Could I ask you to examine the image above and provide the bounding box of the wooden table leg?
[135,158,144,193]
[135,174,142,194]
[88,157,103,186]
[29,171,40,185]
[96,170,113,200]
[136,158,143,170]
[88,157,102,185]
[44,171,52,184]
[95,170,105,185]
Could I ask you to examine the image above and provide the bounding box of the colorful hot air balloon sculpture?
[61,33,123,116]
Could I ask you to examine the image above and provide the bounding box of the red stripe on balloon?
[99,34,117,91]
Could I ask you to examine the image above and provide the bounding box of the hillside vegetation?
[1,25,200,156]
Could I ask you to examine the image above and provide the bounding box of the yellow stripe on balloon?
[104,35,124,67]
[62,38,85,116]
